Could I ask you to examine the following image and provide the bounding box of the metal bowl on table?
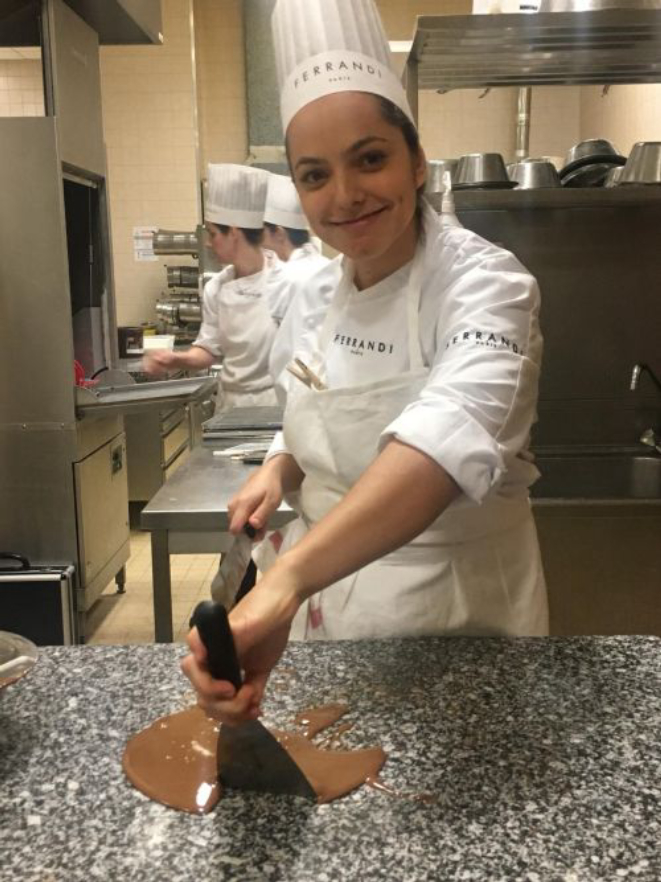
[619,142,661,185]
[454,153,518,190]
[426,159,458,194]
[560,139,626,179]
[508,160,561,189]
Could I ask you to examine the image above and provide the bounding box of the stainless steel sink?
[531,454,661,499]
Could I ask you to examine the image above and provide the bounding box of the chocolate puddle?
[123,702,387,812]
[272,731,385,804]
[294,703,349,738]
[123,706,221,814]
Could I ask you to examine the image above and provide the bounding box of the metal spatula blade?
[190,601,316,800]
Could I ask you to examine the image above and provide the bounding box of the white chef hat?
[271,0,413,132]
[205,164,269,229]
[264,173,309,230]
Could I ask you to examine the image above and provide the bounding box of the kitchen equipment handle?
[0,552,31,571]
[190,601,242,691]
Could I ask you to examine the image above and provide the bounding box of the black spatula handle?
[190,601,242,691]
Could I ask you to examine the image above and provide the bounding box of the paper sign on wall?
[133,226,159,262]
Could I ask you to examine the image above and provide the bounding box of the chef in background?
[143,163,280,412]
[262,172,329,328]
[183,0,548,723]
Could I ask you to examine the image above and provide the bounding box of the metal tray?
[202,405,283,434]
[75,377,217,418]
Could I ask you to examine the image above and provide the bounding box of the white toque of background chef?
[143,163,281,413]
[183,0,549,725]
[262,172,329,329]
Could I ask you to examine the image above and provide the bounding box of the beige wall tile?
[580,84,661,155]
[101,0,200,327]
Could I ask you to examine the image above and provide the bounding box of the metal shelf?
[406,10,661,92]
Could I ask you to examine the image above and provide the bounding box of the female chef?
[262,172,329,328]
[183,0,548,722]
[144,163,281,412]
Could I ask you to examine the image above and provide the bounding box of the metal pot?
[426,159,459,194]
[454,153,518,189]
[619,142,661,185]
[508,160,562,189]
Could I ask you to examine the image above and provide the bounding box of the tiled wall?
[194,0,248,169]
[580,84,661,155]
[100,0,200,327]
[0,59,44,117]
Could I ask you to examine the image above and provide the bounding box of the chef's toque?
[271,0,413,131]
[264,173,309,230]
[205,164,269,229]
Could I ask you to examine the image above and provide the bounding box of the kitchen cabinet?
[125,398,214,503]
[2,638,659,880]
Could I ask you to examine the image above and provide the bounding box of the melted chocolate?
[272,731,386,804]
[123,706,221,814]
[123,701,385,811]
[294,703,349,739]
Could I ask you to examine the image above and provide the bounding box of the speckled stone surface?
[1,638,660,882]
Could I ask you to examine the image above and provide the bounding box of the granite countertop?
[1,638,660,881]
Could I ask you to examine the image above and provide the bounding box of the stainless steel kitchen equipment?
[426,159,458,193]
[0,0,168,640]
[508,160,562,188]
[152,230,198,255]
[604,165,624,187]
[454,153,517,189]
[560,162,615,187]
[619,141,661,185]
[560,138,626,177]
[404,8,661,97]
[166,266,200,289]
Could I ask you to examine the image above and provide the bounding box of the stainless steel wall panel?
[456,194,661,448]
[0,426,78,567]
[0,118,75,426]
[47,0,105,176]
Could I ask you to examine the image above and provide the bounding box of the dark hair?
[374,96,426,223]
[213,223,264,246]
[264,221,310,248]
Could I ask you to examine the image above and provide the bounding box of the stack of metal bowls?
[559,139,626,188]
[619,142,661,186]
[426,159,459,194]
[454,153,518,190]
[508,159,562,189]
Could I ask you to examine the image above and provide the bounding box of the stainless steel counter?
[141,447,295,641]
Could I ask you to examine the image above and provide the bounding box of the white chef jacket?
[194,250,281,394]
[267,222,543,505]
[265,242,330,327]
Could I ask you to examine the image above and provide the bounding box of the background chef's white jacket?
[194,250,281,393]
[265,242,330,326]
[268,223,543,505]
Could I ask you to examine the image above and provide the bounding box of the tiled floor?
[86,529,218,645]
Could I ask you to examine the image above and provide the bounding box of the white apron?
[255,228,548,640]
[212,259,279,415]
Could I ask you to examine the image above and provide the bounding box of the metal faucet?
[631,363,661,455]
[630,363,661,395]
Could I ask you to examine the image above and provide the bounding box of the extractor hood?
[0,0,162,47]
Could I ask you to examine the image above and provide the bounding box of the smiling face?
[287,92,426,288]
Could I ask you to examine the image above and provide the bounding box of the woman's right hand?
[142,350,178,378]
[227,459,285,538]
